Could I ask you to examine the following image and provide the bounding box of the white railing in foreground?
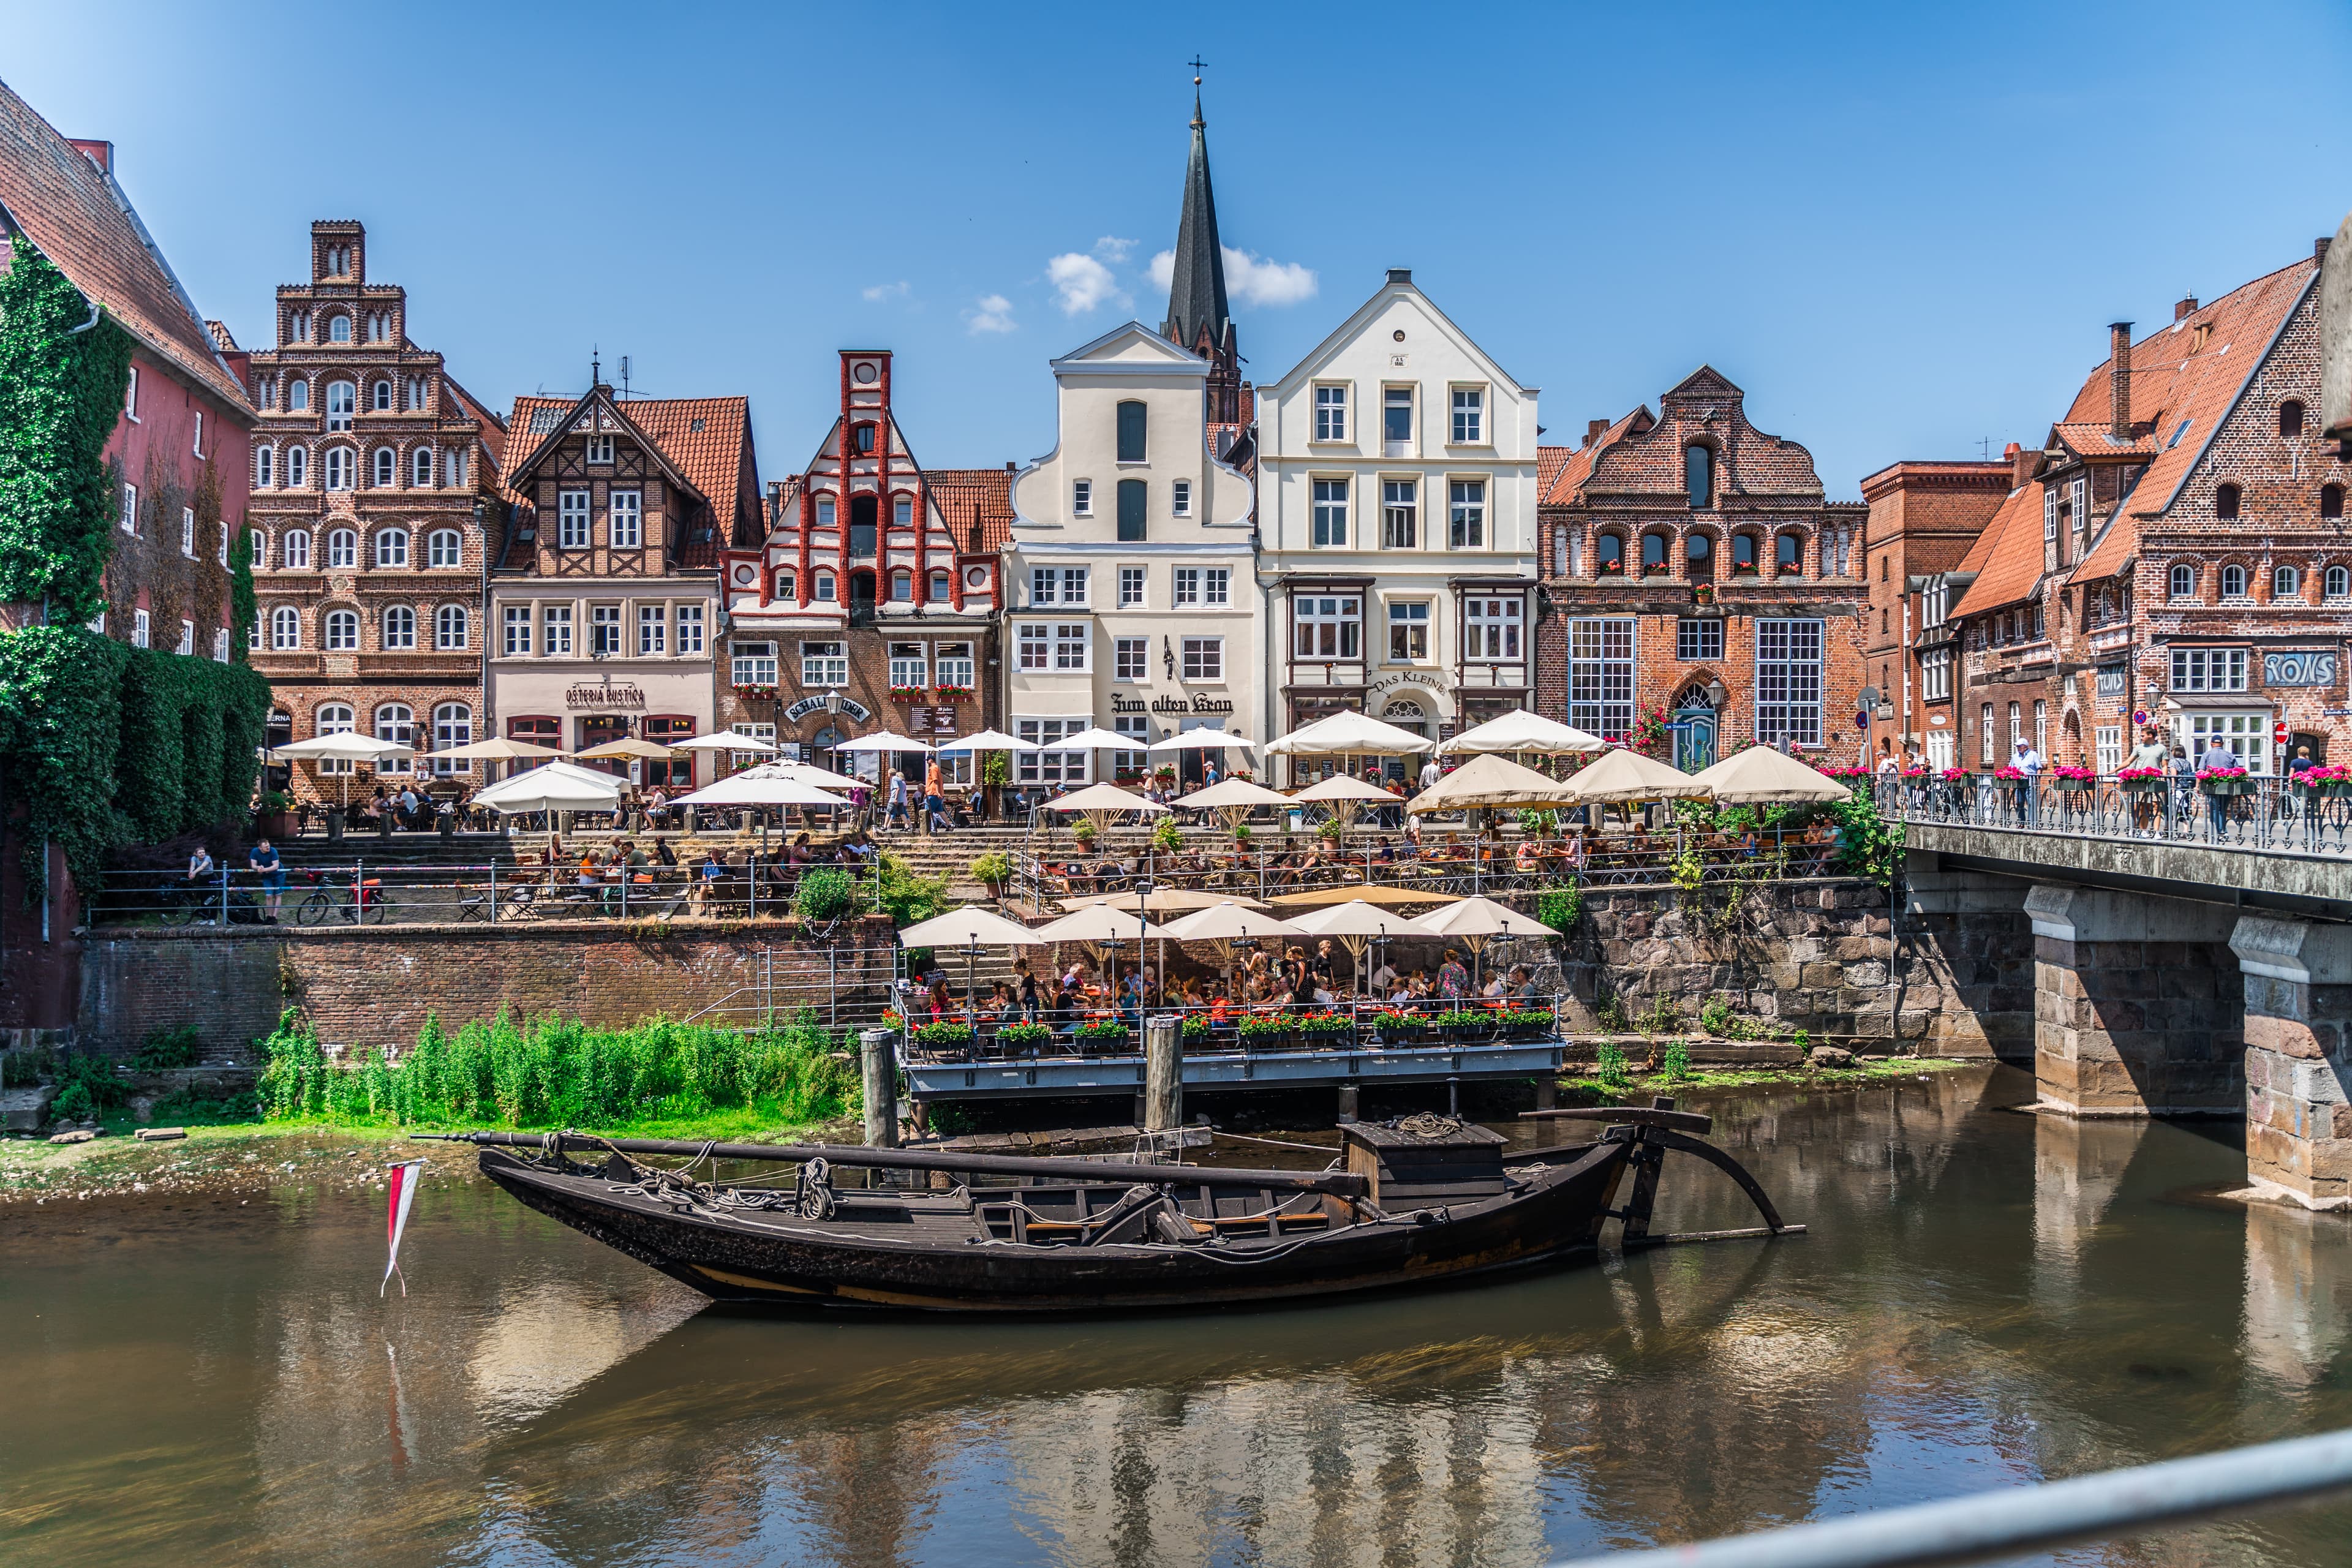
[1549,1423,2352,1567]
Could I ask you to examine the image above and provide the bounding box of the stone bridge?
[1895,788,2352,1211]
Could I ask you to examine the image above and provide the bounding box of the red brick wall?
[102,345,249,658]
[76,918,902,1058]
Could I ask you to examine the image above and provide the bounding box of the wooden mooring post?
[859,1027,901,1148]
[1143,1014,1183,1133]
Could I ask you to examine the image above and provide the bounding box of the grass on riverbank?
[258,1007,862,1135]
[1564,1055,1973,1099]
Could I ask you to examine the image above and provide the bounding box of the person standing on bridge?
[2198,735,2239,840]
[2010,736,2043,827]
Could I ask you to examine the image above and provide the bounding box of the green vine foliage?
[0,234,134,623]
[1832,787,1901,888]
[0,627,126,892]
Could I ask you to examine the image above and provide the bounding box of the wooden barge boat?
[428,1102,1798,1316]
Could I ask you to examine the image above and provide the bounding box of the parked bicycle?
[294,868,390,925]
[157,875,263,927]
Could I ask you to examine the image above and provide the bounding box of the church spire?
[1164,64,1241,424]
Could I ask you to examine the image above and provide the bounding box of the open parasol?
[1170,776,1292,832]
[272,731,415,807]
[1294,772,1405,830]
[1436,710,1607,756]
[898,906,1048,1022]
[1155,901,1305,990]
[1406,753,1583,814]
[1554,748,1713,805]
[1412,895,1559,990]
[1043,782,1169,839]
[1686,745,1853,804]
[1284,899,1423,990]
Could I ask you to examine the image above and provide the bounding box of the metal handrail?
[1548,1423,2352,1567]
[1874,770,2352,859]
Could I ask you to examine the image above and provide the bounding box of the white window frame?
[180,506,195,557]
[1388,600,1430,663]
[559,490,590,549]
[637,603,666,655]
[1052,622,1089,671]
[1449,386,1484,445]
[131,609,151,648]
[428,529,462,568]
[431,704,473,775]
[729,722,777,767]
[2328,565,2351,600]
[586,434,614,465]
[1381,479,1417,549]
[1464,595,1523,660]
[1755,618,1825,748]
[255,446,274,488]
[935,643,975,690]
[435,605,468,652]
[1311,478,1349,548]
[326,529,357,569]
[2170,562,2196,600]
[375,527,409,568]
[1072,478,1093,516]
[609,489,643,549]
[270,606,300,650]
[121,483,137,534]
[124,364,139,420]
[213,627,229,663]
[1313,383,1349,442]
[503,605,533,656]
[2177,711,2274,775]
[176,619,193,655]
[1114,636,1148,682]
[285,446,306,487]
[323,446,353,491]
[1030,565,1087,606]
[1015,718,1091,786]
[382,605,417,650]
[676,604,704,655]
[730,641,777,686]
[1382,385,1414,453]
[1202,567,1231,606]
[887,643,927,689]
[1171,478,1192,518]
[1118,565,1146,608]
[1448,480,1485,549]
[1175,567,1201,606]
[323,609,358,651]
[1293,594,1362,660]
[374,704,413,773]
[1675,617,1724,663]
[413,446,434,488]
[543,604,573,656]
[1181,635,1223,682]
[2170,647,2248,692]
[371,446,396,488]
[589,604,622,657]
[2095,725,2124,775]
[1567,617,1635,739]
[801,640,848,687]
[326,380,355,431]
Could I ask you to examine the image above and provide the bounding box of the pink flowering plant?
[2293,764,2352,785]
[1991,766,2027,782]
[2048,765,2097,782]
[2195,764,2250,782]
[2116,766,2164,782]
[1939,767,1970,782]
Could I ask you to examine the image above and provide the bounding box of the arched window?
[287,379,310,413]
[2215,483,2240,519]
[1640,532,1670,574]
[2275,565,2301,598]
[371,447,396,487]
[929,569,952,600]
[326,314,350,343]
[2324,484,2345,520]
[889,570,913,601]
[326,528,357,568]
[1776,532,1803,573]
[405,376,428,412]
[1731,533,1759,573]
[775,570,797,601]
[382,605,416,649]
[316,703,353,736]
[323,609,358,650]
[285,445,307,487]
[374,704,413,772]
[1117,400,1147,462]
[323,447,353,491]
[412,446,434,488]
[1594,532,1624,575]
[2169,562,2195,599]
[255,445,274,488]
[431,704,472,773]
[371,379,393,411]
[2282,400,2305,438]
[375,527,409,567]
[326,380,355,431]
[281,530,310,568]
[2221,563,2247,598]
[1684,443,1713,508]
[2329,565,2350,599]
[435,605,468,650]
[813,569,837,603]
[270,605,301,650]
[245,529,265,568]
[1685,532,1714,577]
[428,529,462,568]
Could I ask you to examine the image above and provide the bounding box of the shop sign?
[1368,671,1452,695]
[2263,650,2339,687]
[1150,694,1234,715]
[2095,663,2127,696]
[565,681,645,709]
[785,694,873,722]
[907,705,959,736]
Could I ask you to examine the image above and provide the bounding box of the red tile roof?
[2049,422,2155,461]
[1947,481,2040,611]
[1542,408,1649,505]
[1537,444,1571,499]
[926,466,1016,551]
[0,77,251,412]
[502,393,750,518]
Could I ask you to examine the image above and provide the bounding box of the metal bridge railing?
[1874,771,2352,859]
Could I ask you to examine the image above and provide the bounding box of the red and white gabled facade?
[716,350,1003,764]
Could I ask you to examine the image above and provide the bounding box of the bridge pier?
[2026,884,2243,1116]
[2231,917,2352,1211]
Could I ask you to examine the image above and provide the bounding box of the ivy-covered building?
[0,79,268,1039]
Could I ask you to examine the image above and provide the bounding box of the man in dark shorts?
[248,837,286,922]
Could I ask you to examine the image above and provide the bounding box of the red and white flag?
[383,1159,426,1298]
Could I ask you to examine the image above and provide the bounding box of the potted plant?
[1436,1008,1492,1043]
[1151,816,1183,855]
[254,790,296,838]
[2197,764,2255,796]
[911,1020,974,1051]
[1315,816,1343,845]
[1692,582,1715,605]
[1074,1019,1132,1047]
[996,1022,1053,1053]
[1238,1014,1295,1052]
[934,683,974,701]
[1071,817,1099,853]
[968,851,1014,900]
[2116,766,2165,793]
[1296,1011,1355,1047]
[1369,1008,1419,1043]
[886,685,927,704]
[2049,764,2097,793]
[1231,821,1254,850]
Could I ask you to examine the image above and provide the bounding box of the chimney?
[1385,268,1412,286]
[2007,442,2034,491]
[66,138,112,173]
[2109,322,2134,440]
[1585,417,1610,447]
[2174,295,2199,322]
[2319,236,2334,266]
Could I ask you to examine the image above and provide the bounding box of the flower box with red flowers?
[731,683,780,701]
[887,685,927,704]
[2049,765,2097,790]
[2116,767,2165,792]
[2196,765,2254,796]
[1991,766,2027,783]
[933,684,974,701]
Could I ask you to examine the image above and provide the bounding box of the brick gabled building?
[1944,247,2345,775]
[489,386,757,786]
[1857,459,2011,771]
[241,221,507,801]
[1536,368,1866,769]
[715,351,1003,777]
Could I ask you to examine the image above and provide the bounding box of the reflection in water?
[6,1066,2352,1567]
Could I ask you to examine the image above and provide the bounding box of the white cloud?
[1093,235,1136,263]
[1224,247,1318,307]
[967,293,1017,334]
[861,280,910,302]
[1146,246,1318,309]
[1047,252,1126,316]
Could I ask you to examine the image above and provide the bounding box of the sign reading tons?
[2263,649,2339,688]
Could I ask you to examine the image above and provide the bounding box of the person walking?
[247,837,285,922]
[924,756,950,835]
[2198,735,2240,840]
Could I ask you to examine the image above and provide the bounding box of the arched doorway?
[1379,695,1432,788]
[1670,682,1719,772]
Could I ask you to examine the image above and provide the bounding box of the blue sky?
[10,0,2351,496]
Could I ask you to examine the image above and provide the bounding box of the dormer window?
[586,434,614,465]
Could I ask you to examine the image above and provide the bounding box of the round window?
[965,565,987,588]
[853,362,878,385]
[733,564,755,584]
[1391,330,1406,342]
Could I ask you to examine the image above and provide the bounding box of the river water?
[6,1065,2352,1567]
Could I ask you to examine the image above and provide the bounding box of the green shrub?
[968,851,1013,887]
[1537,885,1581,931]
[132,1024,203,1070]
[50,1080,93,1123]
[793,868,856,923]
[1594,1041,1629,1088]
[911,1020,973,1048]
[996,1022,1053,1049]
[1075,1019,1131,1043]
[875,850,949,927]
[1698,997,1735,1037]
[1152,816,1183,853]
[1661,1039,1691,1082]
[1231,823,1253,845]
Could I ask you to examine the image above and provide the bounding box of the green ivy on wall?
[0,233,134,625]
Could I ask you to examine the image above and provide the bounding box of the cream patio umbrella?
[419,735,564,786]
[669,775,848,809]
[472,760,625,816]
[1554,747,1714,805]
[1061,887,1268,914]
[1170,776,1292,832]
[1263,709,1431,792]
[1284,899,1424,992]
[1051,726,1140,784]
[742,760,864,791]
[1042,782,1170,840]
[1033,902,1156,997]
[898,905,1048,1022]
[1156,901,1305,992]
[1148,729,1256,755]
[1266,881,1463,909]
[1412,895,1560,991]
[1436,710,1607,756]
[1294,772,1405,830]
[1686,745,1854,804]
[574,737,676,762]
[832,731,932,754]
[939,728,1041,825]
[272,731,415,807]
[1406,753,1583,815]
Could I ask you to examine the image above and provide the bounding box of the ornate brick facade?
[1536,368,1867,769]
[1858,459,2010,771]
[243,222,505,802]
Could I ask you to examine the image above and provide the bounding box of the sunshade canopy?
[1172,778,1294,811]
[742,760,863,790]
[1437,710,1607,756]
[668,733,780,753]
[1685,745,1854,804]
[1263,710,1431,756]
[273,732,412,761]
[671,775,848,808]
[1050,726,1136,752]
[1294,774,1404,804]
[936,728,1037,752]
[1406,753,1583,814]
[1156,902,1305,943]
[473,761,625,812]
[419,736,562,761]
[1033,905,1154,944]
[1267,881,1463,908]
[1148,729,1255,752]
[1283,899,1425,938]
[832,731,932,753]
[1042,783,1170,816]
[1061,887,1268,914]
[897,906,1049,949]
[1555,748,1713,804]
[1412,895,1559,940]
[574,737,674,761]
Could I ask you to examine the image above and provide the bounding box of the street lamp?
[1704,676,1728,709]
